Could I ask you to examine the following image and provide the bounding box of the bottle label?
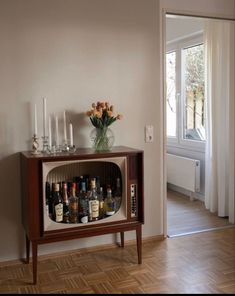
[91,200,99,218]
[55,203,63,222]
[70,202,78,211]
[99,200,104,209]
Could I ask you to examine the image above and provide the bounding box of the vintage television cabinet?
[20,146,144,284]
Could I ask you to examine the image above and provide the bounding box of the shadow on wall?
[0,153,25,260]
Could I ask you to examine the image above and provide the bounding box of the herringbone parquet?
[0,228,234,294]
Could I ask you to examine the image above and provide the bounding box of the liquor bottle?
[67,181,73,198]
[83,174,90,192]
[95,176,101,194]
[45,181,52,218]
[52,183,63,223]
[69,182,79,223]
[113,177,122,211]
[89,178,99,221]
[74,176,82,197]
[78,181,89,223]
[62,182,70,223]
[105,188,116,216]
[98,187,105,219]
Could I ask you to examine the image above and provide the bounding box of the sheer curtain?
[204,20,235,223]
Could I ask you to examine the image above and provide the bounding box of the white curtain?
[204,20,235,223]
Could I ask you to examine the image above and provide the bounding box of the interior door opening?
[164,13,233,237]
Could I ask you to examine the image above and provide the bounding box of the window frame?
[166,32,206,152]
[166,50,178,143]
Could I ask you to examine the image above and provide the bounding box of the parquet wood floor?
[167,190,232,237]
[0,228,234,294]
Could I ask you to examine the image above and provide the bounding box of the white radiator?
[167,153,200,193]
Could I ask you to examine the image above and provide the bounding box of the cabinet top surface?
[21,146,143,160]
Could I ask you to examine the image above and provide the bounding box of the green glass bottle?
[62,182,70,223]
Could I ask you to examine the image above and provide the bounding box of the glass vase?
[90,127,115,152]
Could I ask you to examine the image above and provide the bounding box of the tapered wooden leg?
[32,242,38,285]
[25,234,30,264]
[136,225,142,264]
[120,232,124,248]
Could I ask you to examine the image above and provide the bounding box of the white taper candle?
[43,97,47,137]
[48,116,52,147]
[34,104,38,135]
[63,110,67,143]
[55,115,59,146]
[69,123,73,147]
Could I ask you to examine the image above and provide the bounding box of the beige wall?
[0,0,161,261]
[0,0,234,262]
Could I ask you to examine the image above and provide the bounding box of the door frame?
[160,8,235,237]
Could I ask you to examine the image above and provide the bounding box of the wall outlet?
[145,125,154,142]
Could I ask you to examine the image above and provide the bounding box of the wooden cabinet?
[20,146,144,284]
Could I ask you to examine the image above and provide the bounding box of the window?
[182,44,205,141]
[166,35,206,149]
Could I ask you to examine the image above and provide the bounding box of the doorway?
[163,13,234,237]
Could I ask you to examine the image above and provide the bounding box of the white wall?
[0,0,161,262]
[0,0,234,262]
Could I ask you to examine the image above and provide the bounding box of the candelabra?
[62,141,70,152]
[62,140,76,153]
[41,136,50,154]
[68,144,76,153]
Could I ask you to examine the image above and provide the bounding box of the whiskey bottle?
[69,182,79,223]
[52,183,63,223]
[78,181,89,223]
[62,182,70,223]
[89,178,99,221]
[105,188,116,216]
[95,176,101,194]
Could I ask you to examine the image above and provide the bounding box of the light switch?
[145,125,154,142]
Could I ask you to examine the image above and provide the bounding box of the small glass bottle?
[45,181,52,218]
[69,182,79,223]
[62,182,70,223]
[113,177,122,211]
[105,188,116,216]
[78,181,89,223]
[52,183,63,223]
[89,178,99,221]
[98,187,105,219]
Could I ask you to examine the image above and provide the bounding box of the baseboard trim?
[0,234,164,267]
